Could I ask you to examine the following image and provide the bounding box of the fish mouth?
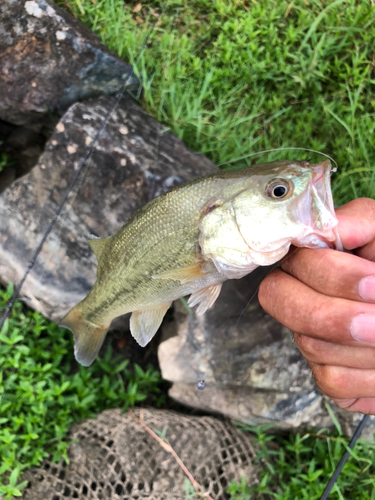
[312,161,335,217]
[293,160,343,251]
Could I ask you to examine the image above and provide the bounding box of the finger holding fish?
[258,198,375,343]
[280,248,375,303]
[294,333,375,369]
[334,198,375,259]
[259,197,375,414]
[331,398,375,415]
[309,363,375,401]
[258,267,375,347]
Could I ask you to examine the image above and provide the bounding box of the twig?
[129,409,214,500]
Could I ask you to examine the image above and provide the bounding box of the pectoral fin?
[130,303,172,347]
[152,263,206,284]
[187,283,223,316]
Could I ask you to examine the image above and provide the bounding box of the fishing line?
[0,3,167,333]
[219,147,339,172]
[234,273,269,330]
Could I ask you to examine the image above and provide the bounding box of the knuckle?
[311,253,338,292]
[310,364,349,399]
[309,300,337,338]
[318,248,339,270]
[280,249,300,274]
[282,248,331,277]
[294,333,322,362]
[332,398,357,410]
[258,270,281,311]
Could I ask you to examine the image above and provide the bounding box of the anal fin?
[152,263,205,284]
[187,283,222,316]
[130,303,172,347]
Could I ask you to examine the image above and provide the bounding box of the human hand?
[258,198,375,414]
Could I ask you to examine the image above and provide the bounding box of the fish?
[61,159,342,367]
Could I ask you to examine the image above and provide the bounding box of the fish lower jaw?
[211,257,259,279]
[292,229,340,250]
[208,244,291,279]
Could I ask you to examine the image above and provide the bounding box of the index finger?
[280,248,375,303]
[258,268,375,346]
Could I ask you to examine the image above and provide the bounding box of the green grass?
[0,284,165,499]
[228,421,375,500]
[59,0,375,204]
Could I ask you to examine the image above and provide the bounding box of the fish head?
[200,159,342,278]
[233,159,342,253]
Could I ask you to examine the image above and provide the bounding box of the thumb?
[336,198,375,261]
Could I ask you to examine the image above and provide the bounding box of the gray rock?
[0,0,140,181]
[0,0,139,127]
[158,268,358,431]
[0,95,216,321]
[0,163,15,193]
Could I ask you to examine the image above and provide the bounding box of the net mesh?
[21,408,258,500]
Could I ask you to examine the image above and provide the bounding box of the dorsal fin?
[86,235,111,261]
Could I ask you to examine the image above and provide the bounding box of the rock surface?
[158,268,357,431]
[0,0,139,127]
[0,95,216,321]
[0,0,140,182]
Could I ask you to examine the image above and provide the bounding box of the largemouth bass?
[61,159,341,366]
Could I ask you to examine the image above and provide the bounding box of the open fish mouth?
[293,160,343,251]
[312,161,335,225]
[312,160,343,250]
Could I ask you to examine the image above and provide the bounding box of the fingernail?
[359,275,375,302]
[351,314,375,343]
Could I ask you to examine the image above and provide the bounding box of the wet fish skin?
[61,160,339,366]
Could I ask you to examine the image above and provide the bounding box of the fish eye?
[266,179,293,199]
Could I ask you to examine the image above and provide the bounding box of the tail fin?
[60,305,110,367]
